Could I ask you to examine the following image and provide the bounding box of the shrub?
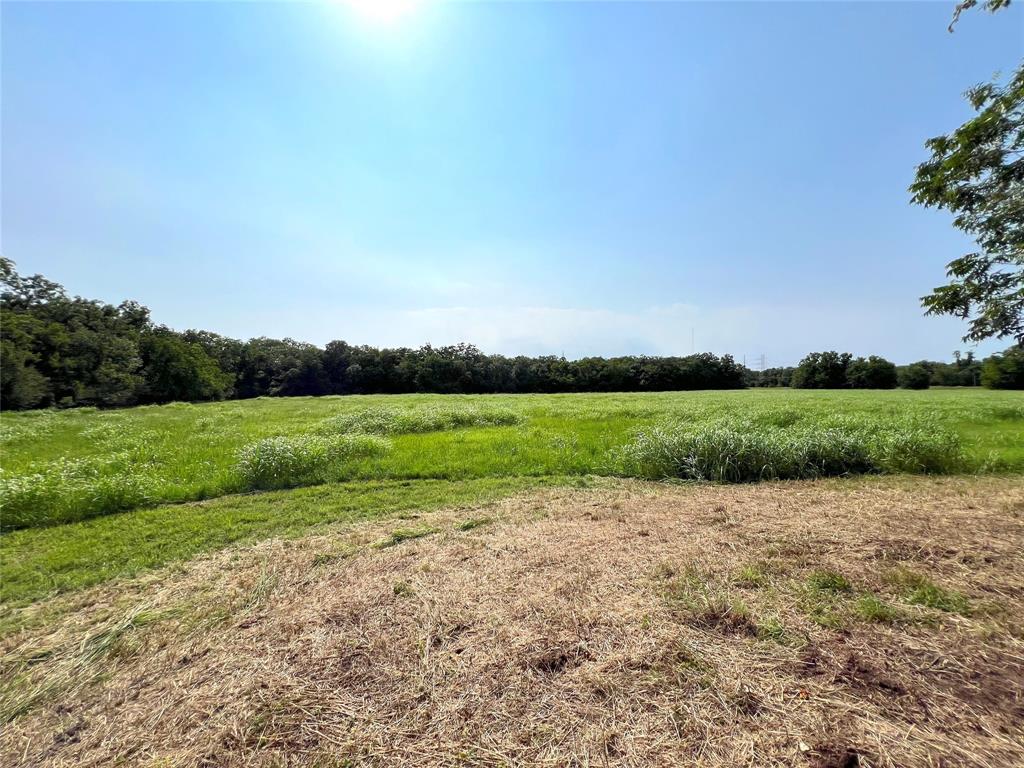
[318,406,522,436]
[235,433,390,490]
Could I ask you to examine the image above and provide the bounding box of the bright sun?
[342,0,422,25]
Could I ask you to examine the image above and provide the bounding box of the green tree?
[791,351,852,389]
[981,346,1024,388]
[847,356,898,389]
[912,0,1022,345]
[948,0,1013,32]
[0,315,51,409]
[899,364,932,390]
[1,259,148,408]
[139,330,233,403]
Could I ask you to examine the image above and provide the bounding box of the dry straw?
[2,476,1021,767]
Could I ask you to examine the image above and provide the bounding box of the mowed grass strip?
[0,476,583,618]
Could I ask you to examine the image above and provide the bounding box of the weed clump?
[734,561,773,588]
[885,568,970,614]
[235,433,390,490]
[456,516,493,531]
[806,570,853,594]
[613,416,964,482]
[664,566,758,636]
[318,406,522,436]
[853,594,903,624]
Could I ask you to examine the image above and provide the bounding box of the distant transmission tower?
[746,354,768,371]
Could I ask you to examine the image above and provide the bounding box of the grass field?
[2,390,1023,766]
[2,389,1022,530]
[1,388,1021,614]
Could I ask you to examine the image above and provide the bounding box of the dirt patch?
[906,645,1024,732]
[797,644,907,697]
[2,476,1023,767]
[810,741,863,768]
[690,602,759,636]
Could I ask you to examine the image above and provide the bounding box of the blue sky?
[2,1,1021,365]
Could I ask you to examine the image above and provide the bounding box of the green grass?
[0,476,577,617]
[0,603,169,723]
[1,389,1020,623]
[806,569,854,594]
[2,390,1022,530]
[885,567,971,615]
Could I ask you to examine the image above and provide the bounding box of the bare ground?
[2,475,1023,767]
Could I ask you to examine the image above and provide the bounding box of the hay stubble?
[2,477,1022,767]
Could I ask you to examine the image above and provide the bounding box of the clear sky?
[2,1,1022,366]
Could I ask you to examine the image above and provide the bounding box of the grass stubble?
[1,476,1021,767]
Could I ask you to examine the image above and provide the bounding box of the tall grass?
[317,405,523,436]
[613,417,964,482]
[235,433,391,490]
[0,459,155,530]
[0,389,1017,529]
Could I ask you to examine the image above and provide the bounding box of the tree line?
[1,260,1020,410]
[753,349,1023,390]
[0,260,751,408]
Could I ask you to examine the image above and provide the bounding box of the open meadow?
[2,389,1023,767]
[5,0,1024,764]
[4,388,1023,529]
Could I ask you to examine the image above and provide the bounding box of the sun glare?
[342,0,422,25]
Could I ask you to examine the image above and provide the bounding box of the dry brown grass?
[2,476,1023,767]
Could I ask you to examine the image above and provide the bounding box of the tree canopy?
[912,0,1022,345]
[911,64,1024,345]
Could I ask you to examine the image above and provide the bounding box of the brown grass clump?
[1,475,1023,767]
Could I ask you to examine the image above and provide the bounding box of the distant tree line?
[0,260,750,409]
[751,348,1023,390]
[2,260,1021,410]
